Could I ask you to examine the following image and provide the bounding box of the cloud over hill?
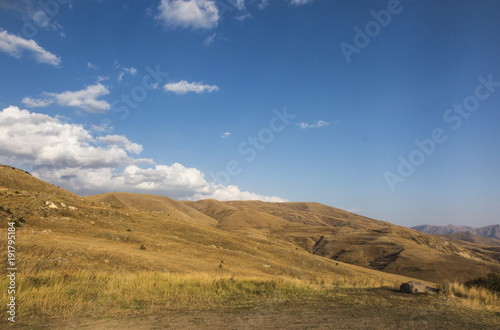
[0,106,286,202]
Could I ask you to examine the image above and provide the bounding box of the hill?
[184,200,500,283]
[1,164,499,328]
[413,224,500,240]
[86,192,218,228]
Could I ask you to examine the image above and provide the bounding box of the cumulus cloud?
[22,83,111,113]
[0,106,286,202]
[97,135,143,155]
[0,30,61,66]
[164,80,219,94]
[221,132,231,138]
[0,106,137,169]
[297,120,329,129]
[156,0,219,30]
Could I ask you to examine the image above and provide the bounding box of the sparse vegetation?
[446,281,499,306]
[465,273,500,294]
[0,164,499,328]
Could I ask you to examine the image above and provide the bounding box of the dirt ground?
[14,298,500,330]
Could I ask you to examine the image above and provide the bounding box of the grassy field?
[1,270,499,328]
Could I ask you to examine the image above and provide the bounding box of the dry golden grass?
[0,268,401,322]
[446,282,499,307]
[1,164,499,328]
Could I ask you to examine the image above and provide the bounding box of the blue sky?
[0,0,499,228]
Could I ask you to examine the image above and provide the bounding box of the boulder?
[400,281,437,294]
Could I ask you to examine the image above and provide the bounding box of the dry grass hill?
[184,200,500,283]
[1,164,499,328]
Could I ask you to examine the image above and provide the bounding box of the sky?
[0,0,499,228]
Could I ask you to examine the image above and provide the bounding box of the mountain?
[440,232,500,247]
[471,225,500,240]
[413,224,500,240]
[2,164,499,285]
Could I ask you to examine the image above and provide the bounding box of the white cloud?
[51,84,110,113]
[203,33,217,46]
[118,67,137,81]
[32,10,64,32]
[87,62,99,70]
[0,30,61,66]
[0,106,137,169]
[0,3,65,34]
[289,0,313,5]
[21,97,53,108]
[97,75,109,82]
[97,135,143,155]
[164,80,219,94]
[0,106,286,202]
[234,0,246,10]
[257,0,269,10]
[23,83,111,113]
[235,13,252,21]
[221,132,231,138]
[157,0,219,30]
[297,120,329,129]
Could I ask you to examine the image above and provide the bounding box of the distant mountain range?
[412,224,500,240]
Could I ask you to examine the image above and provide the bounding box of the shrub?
[465,273,500,293]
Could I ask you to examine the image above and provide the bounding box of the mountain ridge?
[413,224,500,240]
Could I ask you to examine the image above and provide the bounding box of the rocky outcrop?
[399,281,437,294]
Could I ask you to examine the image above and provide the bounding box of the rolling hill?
[184,200,500,283]
[1,164,499,327]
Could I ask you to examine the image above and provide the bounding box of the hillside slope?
[1,164,498,284]
[0,164,419,282]
[86,192,218,227]
[185,200,500,283]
